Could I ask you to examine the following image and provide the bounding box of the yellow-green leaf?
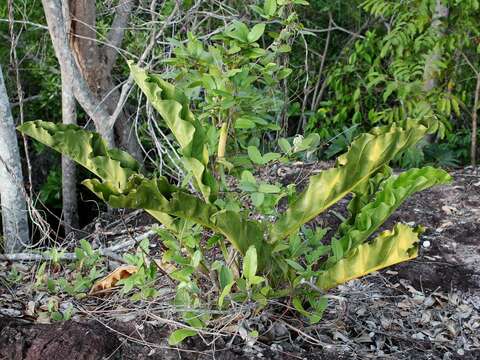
[270,120,430,243]
[317,223,420,290]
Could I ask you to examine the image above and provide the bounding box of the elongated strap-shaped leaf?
[346,165,393,222]
[316,223,419,290]
[83,175,270,268]
[130,63,217,202]
[270,120,429,243]
[337,166,451,253]
[17,121,176,229]
[18,121,139,189]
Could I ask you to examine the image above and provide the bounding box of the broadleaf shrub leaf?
[168,329,198,346]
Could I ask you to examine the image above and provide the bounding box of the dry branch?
[0,229,157,262]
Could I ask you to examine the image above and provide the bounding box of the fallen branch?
[0,228,157,262]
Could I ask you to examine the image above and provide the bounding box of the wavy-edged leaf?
[346,165,393,221]
[17,121,177,230]
[270,120,430,243]
[337,166,451,253]
[83,175,270,268]
[17,121,138,189]
[317,223,420,290]
[130,63,217,202]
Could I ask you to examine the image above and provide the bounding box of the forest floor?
[0,164,479,360]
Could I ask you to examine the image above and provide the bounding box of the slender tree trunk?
[61,1,78,235]
[41,0,115,147]
[421,0,448,144]
[0,64,30,253]
[61,92,79,234]
[68,0,142,161]
[472,74,479,167]
[423,0,449,92]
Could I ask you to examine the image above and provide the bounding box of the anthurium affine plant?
[18,63,450,344]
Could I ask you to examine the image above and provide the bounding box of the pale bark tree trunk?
[0,64,30,253]
[61,81,79,234]
[68,0,142,161]
[472,74,479,167]
[422,0,448,144]
[61,2,78,235]
[41,0,115,147]
[423,0,449,92]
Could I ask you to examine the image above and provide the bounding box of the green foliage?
[278,133,321,160]
[335,166,451,255]
[239,170,285,214]
[33,241,105,298]
[118,238,161,300]
[396,129,475,168]
[156,15,300,159]
[270,119,435,242]
[39,168,62,208]
[307,0,480,167]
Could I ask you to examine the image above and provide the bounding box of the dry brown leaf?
[89,265,137,295]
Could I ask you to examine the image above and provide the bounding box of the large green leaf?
[129,63,217,202]
[345,165,393,222]
[18,121,138,189]
[83,174,270,268]
[270,120,430,243]
[337,166,451,253]
[17,120,176,229]
[316,223,420,290]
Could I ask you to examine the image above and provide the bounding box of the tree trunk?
[423,0,449,92]
[68,0,142,161]
[472,74,479,167]
[0,64,30,253]
[61,1,78,235]
[41,0,115,147]
[422,0,448,144]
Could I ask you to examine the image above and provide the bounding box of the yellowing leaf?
[129,63,217,202]
[270,120,431,243]
[317,223,419,290]
[17,120,177,231]
[89,265,138,295]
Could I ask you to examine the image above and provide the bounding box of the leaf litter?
[0,164,479,359]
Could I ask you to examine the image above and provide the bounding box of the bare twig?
[104,0,136,72]
[0,228,158,262]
